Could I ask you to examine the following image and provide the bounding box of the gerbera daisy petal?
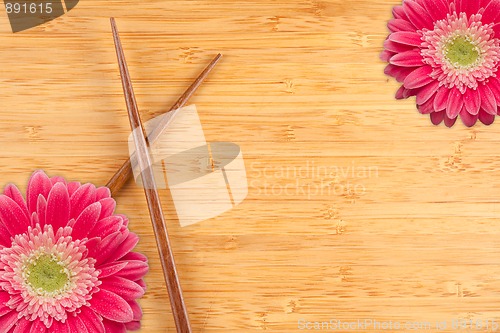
[456,0,480,17]
[125,321,141,331]
[421,0,449,22]
[390,50,424,67]
[478,84,497,115]
[89,289,133,323]
[66,316,88,333]
[50,319,70,333]
[417,98,435,114]
[380,50,394,62]
[481,0,500,24]
[79,306,105,333]
[479,109,496,124]
[69,183,96,220]
[4,184,29,219]
[389,31,422,47]
[103,320,127,333]
[430,110,446,125]
[460,107,479,127]
[385,64,414,83]
[36,195,47,228]
[446,88,463,118]
[383,39,414,53]
[403,0,434,30]
[95,187,111,201]
[105,233,139,264]
[116,261,149,281]
[463,88,481,115]
[0,195,30,236]
[26,171,51,215]
[444,114,458,127]
[487,77,500,104]
[392,5,410,21]
[433,86,451,111]
[30,319,47,333]
[388,18,415,32]
[100,276,145,301]
[404,66,434,89]
[98,262,128,279]
[98,198,116,220]
[45,183,70,230]
[12,317,30,333]
[0,311,19,332]
[71,202,102,240]
[416,80,439,105]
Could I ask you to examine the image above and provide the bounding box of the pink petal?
[26,170,52,215]
[479,109,496,125]
[393,5,410,21]
[395,85,406,99]
[389,50,423,67]
[456,0,480,17]
[384,64,414,83]
[403,0,434,30]
[50,320,70,333]
[91,232,124,266]
[0,222,12,247]
[444,115,458,127]
[3,184,28,220]
[78,307,105,333]
[460,107,479,127]
[463,88,481,115]
[103,320,126,333]
[421,0,449,21]
[66,316,88,333]
[12,318,30,333]
[417,98,434,114]
[95,187,111,201]
[478,84,497,115]
[71,202,102,240]
[117,260,149,280]
[127,301,143,321]
[487,78,500,105]
[380,50,394,62]
[29,319,46,333]
[135,279,146,291]
[50,176,66,186]
[89,289,133,323]
[105,232,139,264]
[98,198,116,220]
[0,195,31,236]
[0,293,11,316]
[0,311,18,333]
[446,88,463,118]
[403,66,434,89]
[430,111,445,125]
[70,183,96,220]
[389,31,423,46]
[88,216,123,239]
[98,261,128,279]
[66,182,81,197]
[388,18,415,32]
[383,39,414,53]
[481,0,500,24]
[45,182,70,230]
[433,86,450,111]
[416,80,439,105]
[100,276,145,301]
[36,195,47,228]
[122,252,148,262]
[125,321,141,331]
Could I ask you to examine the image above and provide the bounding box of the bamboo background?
[1,0,500,332]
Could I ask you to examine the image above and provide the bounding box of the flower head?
[0,171,148,332]
[381,0,500,127]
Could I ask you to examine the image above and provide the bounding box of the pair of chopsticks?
[110,18,220,333]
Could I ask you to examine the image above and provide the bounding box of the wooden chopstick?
[110,18,192,333]
[106,53,222,195]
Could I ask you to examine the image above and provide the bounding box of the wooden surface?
[1,0,500,332]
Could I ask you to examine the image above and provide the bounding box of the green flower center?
[444,36,480,67]
[25,254,70,294]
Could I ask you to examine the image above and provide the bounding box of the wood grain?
[1,0,500,332]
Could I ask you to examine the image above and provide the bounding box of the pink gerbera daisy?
[0,171,148,332]
[381,0,500,127]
